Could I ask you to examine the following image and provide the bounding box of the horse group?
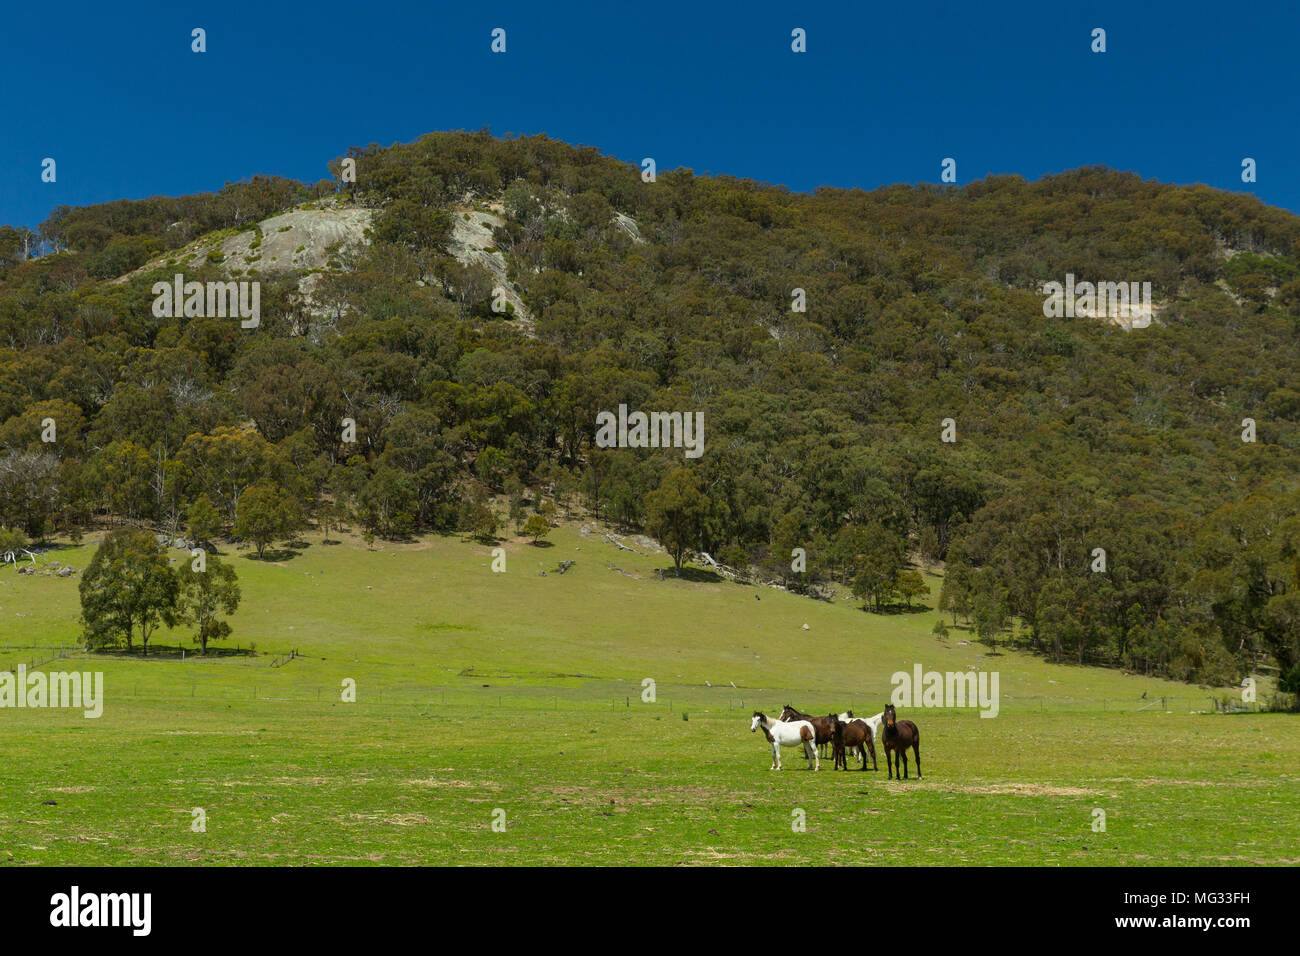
[750,703,921,779]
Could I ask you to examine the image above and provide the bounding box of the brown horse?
[831,716,878,771]
[881,703,921,779]
[780,705,836,758]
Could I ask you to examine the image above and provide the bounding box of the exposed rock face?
[113,199,374,284]
[221,206,374,273]
[109,195,644,337]
[447,206,534,329]
[612,212,644,243]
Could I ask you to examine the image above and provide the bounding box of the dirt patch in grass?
[347,813,433,826]
[542,784,733,805]
[943,783,1104,797]
[213,775,342,787]
[1101,777,1276,788]
[405,777,499,790]
[677,848,797,861]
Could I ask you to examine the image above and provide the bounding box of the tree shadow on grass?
[31,540,82,553]
[863,601,937,616]
[250,545,303,562]
[858,603,913,616]
[94,643,257,660]
[661,566,723,584]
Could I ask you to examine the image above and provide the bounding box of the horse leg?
[901,750,909,780]
[809,739,819,771]
[771,740,779,770]
[886,747,894,779]
[913,742,921,778]
[868,740,878,772]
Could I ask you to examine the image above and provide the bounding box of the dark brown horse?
[780,705,836,758]
[831,716,878,771]
[881,703,921,779]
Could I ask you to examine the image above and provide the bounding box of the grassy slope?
[1,525,1296,866]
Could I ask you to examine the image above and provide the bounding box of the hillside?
[2,130,1300,693]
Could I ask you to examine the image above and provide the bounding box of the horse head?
[883,703,897,729]
[750,711,766,732]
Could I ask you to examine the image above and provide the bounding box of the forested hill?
[1,130,1298,693]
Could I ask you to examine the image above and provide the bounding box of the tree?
[89,441,154,523]
[176,553,241,654]
[186,493,223,547]
[645,467,712,575]
[0,451,60,539]
[79,528,179,654]
[522,512,551,545]
[972,578,1010,653]
[1185,490,1300,674]
[459,483,498,543]
[318,494,351,543]
[932,619,950,641]
[850,522,907,612]
[771,511,805,587]
[357,465,417,538]
[0,526,25,557]
[896,569,929,609]
[938,549,974,625]
[177,426,274,526]
[374,199,451,252]
[234,482,302,558]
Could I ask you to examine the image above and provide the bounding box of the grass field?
[2,524,1297,866]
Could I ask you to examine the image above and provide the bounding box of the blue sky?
[3,0,1296,229]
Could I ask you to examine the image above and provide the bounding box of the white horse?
[750,711,819,770]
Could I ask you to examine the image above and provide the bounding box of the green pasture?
[1,526,1295,865]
